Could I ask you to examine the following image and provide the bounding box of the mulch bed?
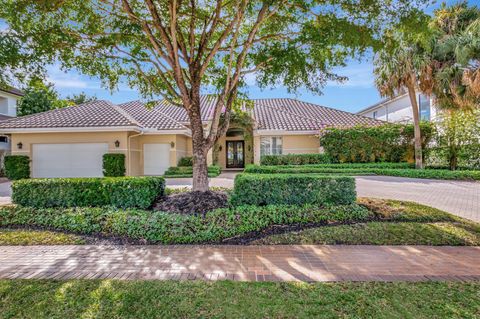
[153,191,229,215]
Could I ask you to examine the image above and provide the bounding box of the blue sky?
[2,0,478,114]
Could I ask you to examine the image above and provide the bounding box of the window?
[260,137,282,156]
[419,94,431,121]
[373,111,378,119]
[0,136,8,143]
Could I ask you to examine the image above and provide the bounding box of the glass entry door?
[226,141,245,168]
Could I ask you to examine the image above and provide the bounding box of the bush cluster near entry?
[11,176,165,209]
[102,154,126,177]
[260,153,331,165]
[0,204,370,244]
[178,156,193,167]
[4,155,30,180]
[230,174,356,206]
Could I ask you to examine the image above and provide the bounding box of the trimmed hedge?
[12,176,165,209]
[164,165,221,177]
[102,154,126,177]
[246,163,414,173]
[4,155,30,180]
[178,156,193,167]
[260,153,331,165]
[244,165,480,181]
[0,204,370,244]
[230,174,356,206]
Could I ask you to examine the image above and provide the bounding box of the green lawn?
[0,229,85,245]
[254,199,480,245]
[0,280,479,318]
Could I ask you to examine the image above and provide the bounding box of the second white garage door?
[32,143,108,178]
[143,143,170,175]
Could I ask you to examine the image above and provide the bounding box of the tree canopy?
[17,78,70,116]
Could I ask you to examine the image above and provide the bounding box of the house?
[357,93,438,123]
[0,97,379,178]
[0,87,24,165]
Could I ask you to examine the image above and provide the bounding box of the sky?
[1,0,478,114]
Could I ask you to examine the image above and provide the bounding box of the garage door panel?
[32,143,108,178]
[144,143,170,175]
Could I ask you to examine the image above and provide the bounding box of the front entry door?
[226,141,245,168]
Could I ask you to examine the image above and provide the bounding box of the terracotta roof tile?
[119,100,187,130]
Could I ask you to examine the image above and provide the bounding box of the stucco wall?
[253,134,320,164]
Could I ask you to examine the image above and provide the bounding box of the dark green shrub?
[164,165,221,177]
[246,162,414,173]
[102,154,126,177]
[11,176,165,209]
[260,153,331,165]
[178,156,193,167]
[4,155,30,180]
[0,203,370,244]
[320,123,434,163]
[230,174,356,206]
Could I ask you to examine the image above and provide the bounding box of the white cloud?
[327,63,375,88]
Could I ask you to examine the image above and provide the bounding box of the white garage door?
[143,143,170,175]
[32,143,108,178]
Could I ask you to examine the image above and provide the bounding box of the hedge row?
[4,155,30,180]
[230,174,356,206]
[260,154,331,166]
[12,177,165,209]
[102,154,125,177]
[244,166,480,181]
[164,165,221,177]
[0,204,370,244]
[247,163,414,173]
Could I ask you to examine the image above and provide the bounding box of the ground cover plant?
[260,154,331,165]
[0,228,85,245]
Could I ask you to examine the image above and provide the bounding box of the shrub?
[4,155,30,180]
[178,156,193,167]
[260,153,331,166]
[230,174,356,206]
[11,176,165,209]
[0,203,370,244]
[102,154,126,177]
[245,162,413,173]
[164,165,221,177]
[320,123,434,163]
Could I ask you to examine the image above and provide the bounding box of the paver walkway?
[1,245,479,282]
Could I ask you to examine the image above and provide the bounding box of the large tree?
[0,0,426,190]
[17,78,70,116]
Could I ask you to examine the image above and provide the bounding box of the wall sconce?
[170,141,175,148]
[114,140,120,148]
[17,142,23,150]
[248,145,251,151]
[219,146,222,151]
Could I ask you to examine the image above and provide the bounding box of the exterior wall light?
[170,141,175,148]
[114,140,120,148]
[17,142,23,149]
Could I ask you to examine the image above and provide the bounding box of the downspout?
[127,130,144,176]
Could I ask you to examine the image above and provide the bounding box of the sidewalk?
[1,245,479,282]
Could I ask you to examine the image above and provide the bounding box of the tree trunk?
[406,84,424,169]
[192,144,209,192]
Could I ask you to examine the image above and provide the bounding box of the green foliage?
[4,155,30,180]
[177,156,193,167]
[0,204,369,244]
[260,154,331,166]
[11,177,165,209]
[164,165,221,177]
[245,165,480,180]
[102,154,126,177]
[246,162,414,173]
[230,174,356,207]
[320,123,434,163]
[16,78,70,116]
[65,92,97,105]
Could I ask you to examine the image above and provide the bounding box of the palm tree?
[374,37,430,169]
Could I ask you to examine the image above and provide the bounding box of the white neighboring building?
[0,87,23,162]
[357,93,438,123]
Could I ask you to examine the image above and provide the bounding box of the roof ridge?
[123,100,188,130]
[111,102,143,127]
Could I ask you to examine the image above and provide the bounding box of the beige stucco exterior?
[8,129,321,176]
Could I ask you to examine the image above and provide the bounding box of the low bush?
[4,155,30,180]
[12,176,165,209]
[164,165,221,177]
[0,204,370,244]
[102,154,126,177]
[244,165,480,181]
[260,153,331,165]
[178,156,193,167]
[230,174,356,206]
[246,162,413,173]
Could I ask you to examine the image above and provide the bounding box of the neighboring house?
[0,97,379,178]
[357,93,437,123]
[0,87,24,166]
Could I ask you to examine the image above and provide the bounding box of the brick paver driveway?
[1,245,479,282]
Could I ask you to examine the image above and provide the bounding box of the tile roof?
[0,100,138,129]
[0,96,382,132]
